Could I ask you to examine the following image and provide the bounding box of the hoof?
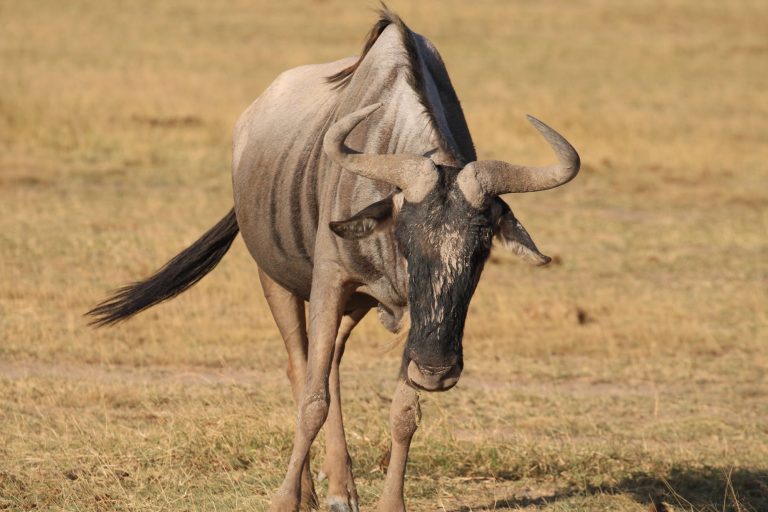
[328,495,359,512]
[323,456,358,512]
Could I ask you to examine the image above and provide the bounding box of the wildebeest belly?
[231,59,355,299]
[232,121,323,301]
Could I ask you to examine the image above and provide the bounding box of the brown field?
[1,0,767,510]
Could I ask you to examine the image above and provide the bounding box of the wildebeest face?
[325,105,578,392]
[392,170,491,391]
[330,169,551,392]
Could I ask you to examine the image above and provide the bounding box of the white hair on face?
[438,228,462,272]
[392,192,405,216]
[420,224,466,324]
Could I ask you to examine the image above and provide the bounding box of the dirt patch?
[0,360,286,388]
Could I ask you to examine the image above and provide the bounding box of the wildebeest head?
[324,103,580,392]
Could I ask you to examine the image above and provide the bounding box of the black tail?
[86,208,239,327]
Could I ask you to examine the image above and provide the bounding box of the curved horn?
[458,115,580,207]
[323,103,437,202]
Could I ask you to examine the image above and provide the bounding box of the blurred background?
[1,1,766,510]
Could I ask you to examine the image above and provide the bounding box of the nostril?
[407,360,461,392]
[416,363,453,377]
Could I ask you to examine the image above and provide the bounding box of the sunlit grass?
[1,0,766,510]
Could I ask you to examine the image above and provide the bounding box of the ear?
[494,199,551,266]
[329,195,394,240]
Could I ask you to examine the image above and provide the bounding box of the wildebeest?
[88,8,579,512]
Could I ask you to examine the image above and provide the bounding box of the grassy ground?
[1,0,767,510]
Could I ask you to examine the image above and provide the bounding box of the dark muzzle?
[406,353,463,392]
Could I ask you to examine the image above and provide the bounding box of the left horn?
[323,103,437,202]
[458,115,580,206]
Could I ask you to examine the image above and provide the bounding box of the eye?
[480,226,493,249]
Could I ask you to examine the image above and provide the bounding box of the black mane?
[327,7,472,165]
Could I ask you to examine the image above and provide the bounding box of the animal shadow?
[450,466,768,511]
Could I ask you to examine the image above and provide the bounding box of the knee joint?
[299,392,330,434]
[391,397,420,444]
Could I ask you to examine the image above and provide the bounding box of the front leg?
[376,380,421,512]
[270,274,352,512]
[323,308,368,512]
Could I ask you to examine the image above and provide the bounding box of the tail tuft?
[86,209,239,327]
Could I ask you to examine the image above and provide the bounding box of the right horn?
[323,103,438,202]
[458,115,580,207]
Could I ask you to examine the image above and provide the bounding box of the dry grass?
[1,0,767,510]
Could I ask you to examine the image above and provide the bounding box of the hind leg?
[259,269,318,511]
[323,308,369,512]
